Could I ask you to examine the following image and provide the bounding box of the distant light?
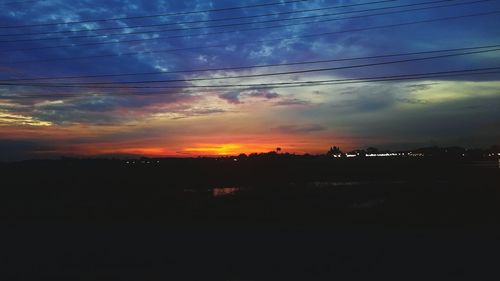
[233,158,238,162]
[366,153,398,157]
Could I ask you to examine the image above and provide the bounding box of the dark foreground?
[1,157,499,279]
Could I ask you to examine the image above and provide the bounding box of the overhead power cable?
[0,0,310,29]
[0,0,459,38]
[2,48,499,89]
[2,67,499,98]
[0,0,491,45]
[1,1,491,55]
[6,11,500,64]
[2,43,498,82]
[0,0,400,37]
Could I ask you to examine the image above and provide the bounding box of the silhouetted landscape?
[2,145,499,224]
[2,146,500,279]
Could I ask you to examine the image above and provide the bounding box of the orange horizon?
[26,141,350,159]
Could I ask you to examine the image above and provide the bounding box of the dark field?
[1,156,499,224]
[1,156,499,279]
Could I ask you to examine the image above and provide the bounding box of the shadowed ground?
[1,156,499,279]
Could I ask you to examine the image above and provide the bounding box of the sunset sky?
[1,0,499,160]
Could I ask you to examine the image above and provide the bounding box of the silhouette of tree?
[276,147,282,153]
[326,146,343,157]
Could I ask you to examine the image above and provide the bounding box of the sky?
[0,0,499,160]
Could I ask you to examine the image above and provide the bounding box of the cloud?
[396,98,429,105]
[2,91,200,125]
[273,124,326,134]
[273,98,310,107]
[405,83,438,93]
[323,83,500,149]
[218,89,280,104]
[0,111,52,126]
[0,139,54,161]
[246,89,279,99]
[218,91,242,104]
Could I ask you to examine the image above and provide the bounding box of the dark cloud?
[273,98,310,107]
[218,91,242,104]
[246,89,280,99]
[331,84,398,112]
[330,93,500,149]
[0,139,54,161]
[405,83,438,93]
[219,89,280,104]
[2,92,199,125]
[396,98,429,105]
[273,124,326,134]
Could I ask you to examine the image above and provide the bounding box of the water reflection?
[213,187,241,197]
[190,181,406,198]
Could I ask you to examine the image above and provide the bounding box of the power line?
[6,3,482,54]
[12,70,500,98]
[2,43,498,82]
[2,48,499,89]
[7,11,500,64]
[293,69,500,87]
[0,0,310,29]
[0,0,490,44]
[0,0,458,40]
[3,67,499,98]
[0,0,399,37]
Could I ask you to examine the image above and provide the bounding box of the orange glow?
[107,147,174,156]
[184,143,278,156]
[0,119,358,158]
[185,144,242,155]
